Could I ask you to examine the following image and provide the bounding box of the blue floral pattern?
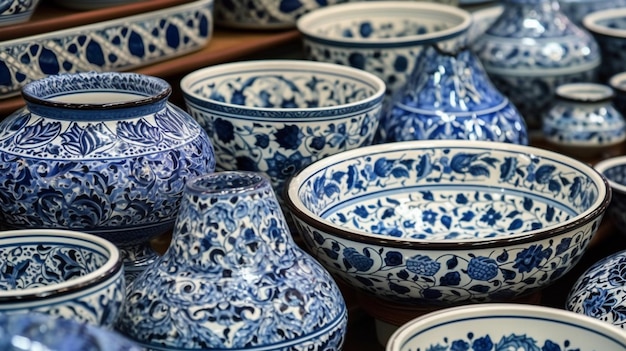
[118,172,347,350]
[288,142,606,303]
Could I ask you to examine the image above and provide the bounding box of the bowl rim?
[284,140,611,249]
[609,71,626,93]
[386,303,626,351]
[0,229,122,301]
[296,1,472,48]
[179,59,386,120]
[583,8,626,37]
[595,155,626,194]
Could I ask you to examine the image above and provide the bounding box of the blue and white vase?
[473,0,600,129]
[379,21,528,144]
[116,171,348,351]
[0,71,216,283]
[542,82,626,158]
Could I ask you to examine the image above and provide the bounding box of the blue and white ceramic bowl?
[609,71,626,115]
[594,156,626,236]
[285,140,610,305]
[215,0,348,29]
[0,312,143,351]
[386,303,626,351]
[0,0,41,26]
[566,249,626,328]
[297,2,471,105]
[584,8,626,82]
[0,229,125,328]
[560,0,626,25]
[542,82,626,158]
[180,59,385,198]
[467,4,503,45]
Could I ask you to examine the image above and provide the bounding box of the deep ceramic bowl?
[561,0,626,25]
[0,0,41,26]
[296,2,471,102]
[0,312,143,350]
[386,303,626,351]
[594,156,626,235]
[285,140,610,305]
[214,0,348,29]
[584,8,626,81]
[0,229,125,327]
[180,59,385,198]
[566,249,626,328]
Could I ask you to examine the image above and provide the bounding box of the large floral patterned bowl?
[0,229,125,328]
[284,140,610,306]
[180,59,385,199]
[386,303,626,351]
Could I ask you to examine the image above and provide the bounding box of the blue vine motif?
[118,172,347,350]
[290,144,604,303]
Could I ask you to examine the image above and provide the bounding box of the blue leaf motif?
[117,119,163,146]
[495,334,541,351]
[450,153,480,173]
[468,165,490,177]
[535,164,556,184]
[61,123,115,156]
[154,108,193,139]
[415,154,433,180]
[508,218,523,231]
[500,157,518,181]
[14,119,61,148]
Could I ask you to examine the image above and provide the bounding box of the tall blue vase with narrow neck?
[379,22,528,144]
[472,0,600,129]
[116,171,348,351]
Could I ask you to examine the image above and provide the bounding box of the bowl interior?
[595,157,626,192]
[183,62,383,111]
[388,304,626,351]
[584,9,626,35]
[0,232,110,292]
[290,142,605,241]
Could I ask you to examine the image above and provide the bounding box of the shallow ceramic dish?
[583,8,626,81]
[0,229,124,327]
[0,0,41,26]
[285,140,610,306]
[566,248,626,328]
[594,156,626,235]
[180,59,385,198]
[215,0,348,29]
[0,0,213,99]
[296,2,471,103]
[386,303,626,351]
[0,312,143,350]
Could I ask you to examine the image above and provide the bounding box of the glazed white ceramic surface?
[386,303,626,351]
[0,0,214,99]
[594,156,626,236]
[285,140,610,305]
[180,59,385,199]
[0,229,124,328]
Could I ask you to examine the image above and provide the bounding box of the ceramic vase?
[473,0,600,129]
[542,82,626,158]
[116,171,348,351]
[0,71,216,283]
[379,21,528,144]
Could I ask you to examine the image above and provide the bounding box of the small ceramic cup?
[542,82,626,158]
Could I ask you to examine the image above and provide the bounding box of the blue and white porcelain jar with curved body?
[380,13,528,145]
[473,0,600,129]
[117,171,348,351]
[0,71,216,282]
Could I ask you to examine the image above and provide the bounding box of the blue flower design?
[406,255,440,276]
[479,208,502,226]
[422,209,438,225]
[273,125,303,150]
[309,136,326,150]
[343,248,374,272]
[513,245,549,273]
[608,260,626,287]
[472,335,493,351]
[582,288,617,317]
[467,256,499,281]
[450,339,470,351]
[213,118,235,144]
[384,251,403,267]
[440,271,461,286]
[265,151,312,180]
[254,134,269,148]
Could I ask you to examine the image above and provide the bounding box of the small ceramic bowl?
[386,303,626,351]
[0,229,125,328]
[285,140,610,306]
[296,2,471,103]
[594,156,626,234]
[609,71,626,115]
[566,249,626,328]
[0,0,41,27]
[180,59,385,198]
[542,82,626,158]
[561,0,626,25]
[583,8,626,81]
[214,0,348,29]
[0,312,143,350]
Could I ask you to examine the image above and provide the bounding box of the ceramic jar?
[473,0,600,129]
[542,83,626,158]
[117,171,348,351]
[379,13,528,144]
[0,71,216,282]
